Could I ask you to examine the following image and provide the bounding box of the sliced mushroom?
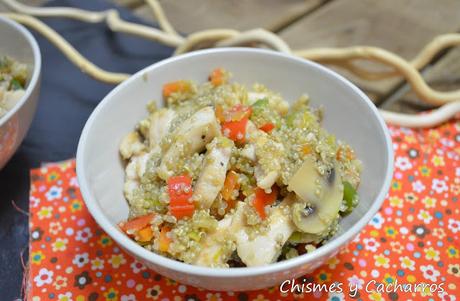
[288,231,322,244]
[287,159,343,234]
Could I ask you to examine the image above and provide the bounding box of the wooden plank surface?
[279,0,460,103]
[132,0,327,33]
[3,0,459,112]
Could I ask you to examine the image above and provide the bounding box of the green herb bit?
[251,98,269,108]
[9,78,24,90]
[342,181,358,214]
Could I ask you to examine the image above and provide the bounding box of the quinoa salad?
[0,55,28,118]
[118,68,362,268]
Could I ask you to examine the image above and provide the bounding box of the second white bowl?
[0,16,41,169]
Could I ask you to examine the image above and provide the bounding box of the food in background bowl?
[118,69,362,268]
[0,16,41,170]
[0,55,29,118]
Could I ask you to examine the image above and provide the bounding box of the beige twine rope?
[1,0,459,128]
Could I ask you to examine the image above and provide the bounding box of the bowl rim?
[0,15,42,127]
[77,47,394,278]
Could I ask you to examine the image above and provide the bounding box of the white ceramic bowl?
[77,48,393,291]
[0,16,41,169]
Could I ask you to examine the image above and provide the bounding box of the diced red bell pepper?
[219,105,252,143]
[119,213,156,233]
[167,175,195,219]
[209,68,226,86]
[253,186,279,219]
[259,122,275,133]
[162,80,192,98]
[222,118,249,143]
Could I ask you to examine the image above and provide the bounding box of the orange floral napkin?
[28,121,460,301]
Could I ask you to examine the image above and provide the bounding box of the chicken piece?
[194,201,246,267]
[193,214,233,267]
[148,108,176,148]
[158,107,220,180]
[235,194,296,266]
[123,180,139,204]
[254,166,279,190]
[240,144,256,162]
[253,134,284,190]
[230,201,248,230]
[193,137,234,209]
[120,131,146,160]
[245,121,284,190]
[123,150,154,203]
